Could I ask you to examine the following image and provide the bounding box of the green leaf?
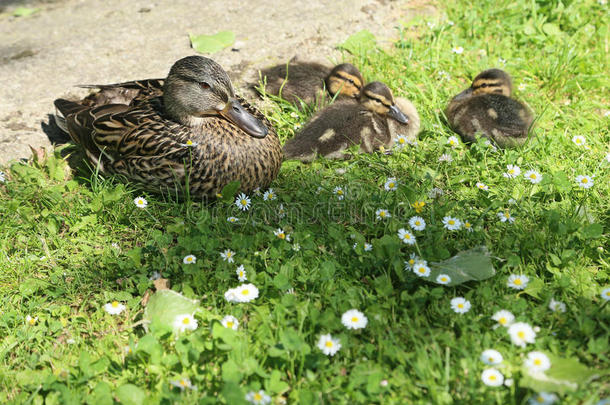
[268,370,289,394]
[279,327,309,353]
[190,31,235,54]
[221,359,243,382]
[338,29,377,55]
[88,381,113,405]
[143,290,199,333]
[542,23,562,38]
[13,7,40,17]
[428,246,496,286]
[115,384,146,405]
[581,223,603,239]
[522,277,544,299]
[219,180,241,202]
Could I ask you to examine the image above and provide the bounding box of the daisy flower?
[376,208,391,220]
[548,298,566,313]
[413,261,431,277]
[363,243,372,251]
[481,369,504,387]
[277,204,286,218]
[397,228,416,245]
[507,274,529,290]
[235,193,251,211]
[508,322,536,347]
[404,253,419,270]
[438,153,453,163]
[601,287,610,301]
[463,220,473,232]
[173,314,198,332]
[492,310,515,327]
[527,392,558,405]
[524,170,543,184]
[451,297,471,314]
[180,139,199,147]
[227,216,239,223]
[233,283,259,303]
[438,70,451,80]
[498,210,515,223]
[183,254,196,264]
[292,243,301,252]
[571,135,586,146]
[503,164,521,178]
[317,334,341,356]
[220,249,235,263]
[476,182,489,191]
[452,46,464,54]
[525,351,551,373]
[224,287,238,302]
[518,83,526,91]
[274,228,291,241]
[104,301,126,315]
[428,187,444,198]
[575,175,594,189]
[25,315,38,326]
[498,57,507,65]
[480,349,503,366]
[409,216,426,231]
[133,197,148,209]
[236,265,247,281]
[263,188,276,201]
[341,309,368,330]
[221,315,239,330]
[442,216,462,230]
[333,186,345,200]
[170,378,196,390]
[447,136,460,147]
[384,177,398,191]
[436,274,451,284]
[394,135,409,148]
[245,390,271,405]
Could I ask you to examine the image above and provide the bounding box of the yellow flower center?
[380,211,386,217]
[457,303,464,308]
[227,252,232,257]
[388,183,395,188]
[448,220,455,225]
[241,289,249,296]
[216,193,223,198]
[111,301,119,308]
[325,341,333,348]
[409,259,415,266]
[182,317,191,325]
[254,393,262,401]
[415,221,420,225]
[28,318,36,325]
[351,317,359,323]
[226,321,233,328]
[534,359,542,365]
[398,138,405,144]
[508,169,514,174]
[186,140,193,145]
[530,173,537,179]
[499,317,507,325]
[404,234,411,240]
[465,222,471,228]
[537,396,544,403]
[241,200,247,205]
[180,380,188,387]
[581,178,588,183]
[489,375,496,381]
[278,233,285,239]
[418,268,425,273]
[441,277,447,282]
[337,190,343,195]
[504,212,510,218]
[449,140,455,145]
[239,271,244,277]
[514,279,522,285]
[517,331,525,339]
[488,357,494,362]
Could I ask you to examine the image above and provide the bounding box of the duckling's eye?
[345,78,355,85]
[199,82,210,90]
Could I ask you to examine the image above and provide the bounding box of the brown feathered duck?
[54,56,282,199]
[283,81,420,162]
[446,68,534,148]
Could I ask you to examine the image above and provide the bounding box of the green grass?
[1,0,609,403]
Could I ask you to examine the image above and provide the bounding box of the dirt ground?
[0,0,436,164]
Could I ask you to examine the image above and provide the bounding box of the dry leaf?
[153,278,170,291]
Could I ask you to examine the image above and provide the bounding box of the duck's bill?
[453,87,473,101]
[220,99,269,138]
[388,105,409,124]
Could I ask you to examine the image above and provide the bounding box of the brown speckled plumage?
[446,68,534,148]
[54,56,282,199]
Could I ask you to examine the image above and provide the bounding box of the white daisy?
[447,136,460,147]
[508,322,536,347]
[525,351,551,373]
[363,243,372,251]
[571,135,586,146]
[104,301,126,315]
[235,193,251,211]
[170,377,196,390]
[333,186,345,200]
[394,135,409,148]
[452,46,464,54]
[341,309,368,330]
[413,261,431,277]
[263,188,277,201]
[436,274,451,285]
[183,254,196,264]
[233,283,259,303]
[277,203,286,218]
[384,177,398,191]
[442,216,462,230]
[480,349,503,366]
[498,210,515,223]
[25,315,38,326]
[463,220,473,232]
[173,314,198,332]
[498,57,507,65]
[524,170,543,184]
[397,228,416,245]
[221,315,239,330]
[227,216,239,223]
[527,392,558,405]
[504,379,514,387]
[438,70,451,80]
[428,187,444,198]
[404,253,419,270]
[518,83,527,91]
[292,243,301,252]
[450,297,471,314]
[245,390,271,405]
[476,182,489,191]
[503,164,521,178]
[180,139,199,148]
[376,208,391,220]
[224,287,238,302]
[507,274,529,290]
[236,265,247,281]
[601,287,610,301]
[220,249,235,263]
[408,216,426,231]
[274,228,291,241]
[481,368,504,387]
[548,298,566,313]
[575,175,594,189]
[317,334,341,356]
[133,197,148,208]
[492,310,515,327]
[438,153,453,163]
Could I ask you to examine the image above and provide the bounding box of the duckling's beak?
[388,104,409,124]
[219,98,269,138]
[453,87,473,101]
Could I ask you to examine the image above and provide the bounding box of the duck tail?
[53,99,87,135]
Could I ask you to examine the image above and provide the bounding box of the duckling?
[54,56,282,199]
[257,58,363,105]
[283,81,420,162]
[446,68,534,148]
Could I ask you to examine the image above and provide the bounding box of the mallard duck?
[446,68,534,148]
[256,58,363,105]
[283,81,420,162]
[54,56,282,199]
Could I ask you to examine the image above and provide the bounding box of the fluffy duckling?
[54,56,282,199]
[257,59,363,105]
[446,68,534,148]
[283,81,420,162]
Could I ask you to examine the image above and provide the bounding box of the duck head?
[325,63,364,99]
[163,56,268,138]
[454,68,513,101]
[360,81,409,124]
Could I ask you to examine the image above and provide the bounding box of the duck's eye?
[199,82,210,89]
